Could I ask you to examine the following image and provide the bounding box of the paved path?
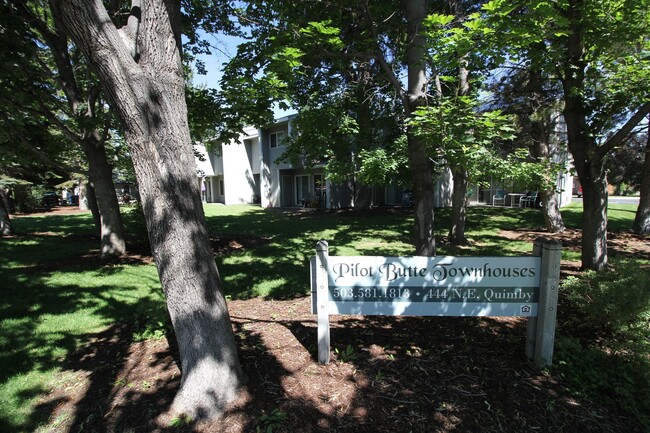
[572,196,639,205]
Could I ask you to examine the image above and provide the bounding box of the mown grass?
[1,212,163,431]
[0,202,645,431]
[204,204,555,299]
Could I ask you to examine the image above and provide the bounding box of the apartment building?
[195,115,572,209]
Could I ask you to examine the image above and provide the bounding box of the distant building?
[196,115,572,209]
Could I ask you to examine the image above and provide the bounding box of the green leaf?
[424,13,454,27]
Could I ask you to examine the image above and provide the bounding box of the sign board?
[320,256,541,317]
[311,239,561,368]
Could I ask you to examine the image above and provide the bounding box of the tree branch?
[358,0,406,105]
[13,1,86,111]
[598,102,650,159]
[0,113,88,176]
[117,0,141,60]
[0,93,83,147]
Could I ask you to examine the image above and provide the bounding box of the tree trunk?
[0,189,13,236]
[526,69,565,233]
[563,0,607,270]
[44,5,126,259]
[448,59,471,246]
[539,189,565,232]
[578,169,609,270]
[85,180,102,235]
[404,0,435,256]
[633,120,650,234]
[50,0,243,420]
[564,110,609,270]
[22,1,128,258]
[82,137,127,257]
[449,168,468,245]
[529,114,565,233]
[408,133,436,255]
[78,181,90,211]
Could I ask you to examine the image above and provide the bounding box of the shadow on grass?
[208,206,549,300]
[0,226,164,432]
[1,203,642,432]
[0,267,165,431]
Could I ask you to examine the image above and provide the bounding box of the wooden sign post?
[311,238,561,367]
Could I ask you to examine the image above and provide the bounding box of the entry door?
[281,175,294,207]
[295,175,310,206]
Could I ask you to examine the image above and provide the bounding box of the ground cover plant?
[0,203,648,432]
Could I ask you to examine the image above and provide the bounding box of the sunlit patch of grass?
[0,370,53,430]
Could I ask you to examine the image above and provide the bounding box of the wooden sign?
[311,239,561,367]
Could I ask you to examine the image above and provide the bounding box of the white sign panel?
[323,256,541,317]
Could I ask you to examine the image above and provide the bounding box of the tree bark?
[449,60,471,245]
[530,116,565,233]
[50,0,243,420]
[404,0,435,256]
[85,180,102,235]
[0,189,13,236]
[564,102,610,270]
[448,167,468,244]
[82,137,127,257]
[633,119,650,234]
[563,0,608,270]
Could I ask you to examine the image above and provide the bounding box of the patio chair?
[520,191,539,207]
[492,190,506,206]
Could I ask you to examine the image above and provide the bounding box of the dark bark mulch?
[36,297,644,433]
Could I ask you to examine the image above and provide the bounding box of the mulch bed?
[37,296,643,433]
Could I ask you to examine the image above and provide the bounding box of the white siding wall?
[219,127,259,205]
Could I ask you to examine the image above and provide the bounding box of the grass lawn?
[0,202,646,432]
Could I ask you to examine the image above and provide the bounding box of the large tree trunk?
[82,137,127,257]
[578,166,609,269]
[564,72,609,270]
[0,189,13,236]
[408,133,436,255]
[404,0,435,256]
[449,168,468,245]
[563,0,608,270]
[633,120,650,234]
[564,111,609,270]
[51,0,243,420]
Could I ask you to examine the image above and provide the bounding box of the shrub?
[562,260,650,337]
[557,260,650,428]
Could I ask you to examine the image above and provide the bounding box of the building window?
[295,175,310,205]
[270,131,285,148]
[219,179,225,196]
